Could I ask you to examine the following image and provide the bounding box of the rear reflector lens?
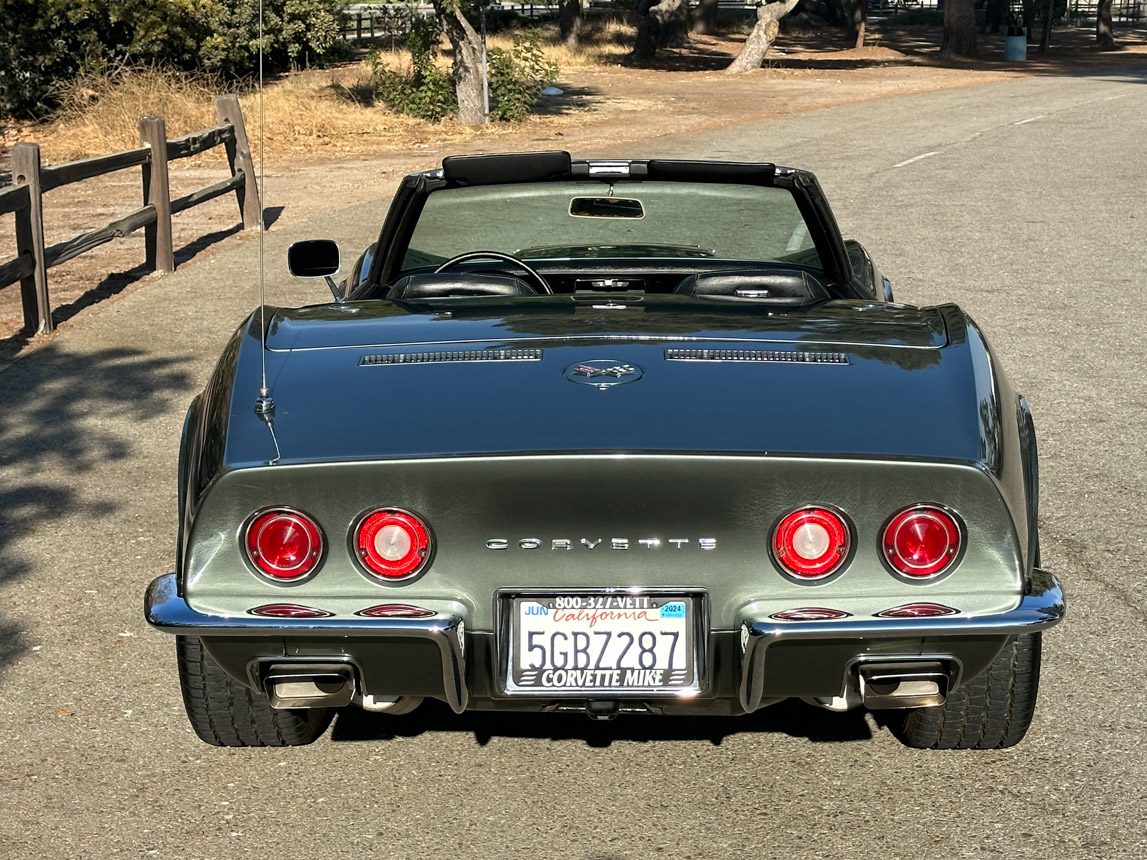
[882,505,962,578]
[772,507,851,579]
[356,603,437,618]
[355,509,432,580]
[769,607,852,621]
[249,603,332,618]
[245,509,323,581]
[875,602,959,618]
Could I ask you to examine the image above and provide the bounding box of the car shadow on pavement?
[330,698,874,747]
[0,343,193,688]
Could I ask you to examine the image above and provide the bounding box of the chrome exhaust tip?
[263,663,355,709]
[858,662,950,710]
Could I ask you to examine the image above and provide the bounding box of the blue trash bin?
[1004,26,1027,61]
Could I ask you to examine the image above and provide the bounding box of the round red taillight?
[882,505,962,579]
[355,509,432,580]
[245,509,323,582]
[771,507,851,580]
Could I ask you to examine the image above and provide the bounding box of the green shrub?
[372,20,559,124]
[0,0,349,117]
[0,0,206,116]
[197,0,351,78]
[370,16,458,122]
[487,30,558,122]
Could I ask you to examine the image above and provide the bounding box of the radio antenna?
[253,0,273,417]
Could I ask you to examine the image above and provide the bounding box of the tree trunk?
[560,0,584,48]
[725,0,800,73]
[1096,0,1117,50]
[1021,0,1037,41]
[823,0,848,27]
[631,0,692,61]
[940,0,977,58]
[692,0,720,34]
[985,0,1007,34]
[849,0,868,49]
[437,5,485,125]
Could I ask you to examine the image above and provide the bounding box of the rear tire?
[176,636,333,747]
[890,633,1042,750]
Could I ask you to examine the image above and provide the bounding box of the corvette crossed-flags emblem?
[572,363,638,378]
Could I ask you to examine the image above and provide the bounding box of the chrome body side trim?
[144,573,468,713]
[736,569,1065,712]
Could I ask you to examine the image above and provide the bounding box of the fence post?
[214,94,263,231]
[10,143,52,334]
[139,115,175,273]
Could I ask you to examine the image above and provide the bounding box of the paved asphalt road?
[1,67,1145,859]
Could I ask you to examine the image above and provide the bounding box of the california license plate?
[505,592,700,695]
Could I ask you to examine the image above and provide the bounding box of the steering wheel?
[434,250,552,295]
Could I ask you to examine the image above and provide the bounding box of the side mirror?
[288,239,340,278]
[288,239,343,302]
[843,239,888,301]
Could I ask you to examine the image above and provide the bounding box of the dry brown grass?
[14,21,638,166]
[17,65,485,164]
[38,68,219,160]
[359,20,635,75]
[526,20,637,68]
[236,67,488,157]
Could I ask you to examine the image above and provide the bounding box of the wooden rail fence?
[0,94,261,335]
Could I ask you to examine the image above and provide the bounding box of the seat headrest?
[675,268,829,303]
[387,273,538,300]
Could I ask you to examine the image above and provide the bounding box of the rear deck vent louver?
[665,348,849,365]
[361,348,542,366]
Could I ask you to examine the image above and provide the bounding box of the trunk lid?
[226,298,983,466]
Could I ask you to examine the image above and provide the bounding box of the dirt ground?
[1,23,1144,360]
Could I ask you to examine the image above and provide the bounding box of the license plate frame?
[498,588,709,697]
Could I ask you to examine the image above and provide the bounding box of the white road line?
[893,151,940,168]
[1013,115,1046,125]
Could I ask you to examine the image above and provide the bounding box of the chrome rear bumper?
[144,573,469,712]
[737,569,1065,712]
[146,570,1064,717]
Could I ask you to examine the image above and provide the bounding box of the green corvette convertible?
[145,152,1064,749]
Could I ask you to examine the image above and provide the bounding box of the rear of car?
[147,294,1063,749]
[147,154,1062,749]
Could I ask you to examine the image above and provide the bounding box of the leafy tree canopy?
[0,0,348,117]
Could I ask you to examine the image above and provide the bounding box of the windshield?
[402,181,821,271]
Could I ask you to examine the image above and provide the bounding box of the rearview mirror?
[569,197,645,219]
[288,239,341,278]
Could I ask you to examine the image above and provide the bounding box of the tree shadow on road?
[0,343,193,687]
[530,85,604,118]
[703,24,1147,79]
[330,698,875,747]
